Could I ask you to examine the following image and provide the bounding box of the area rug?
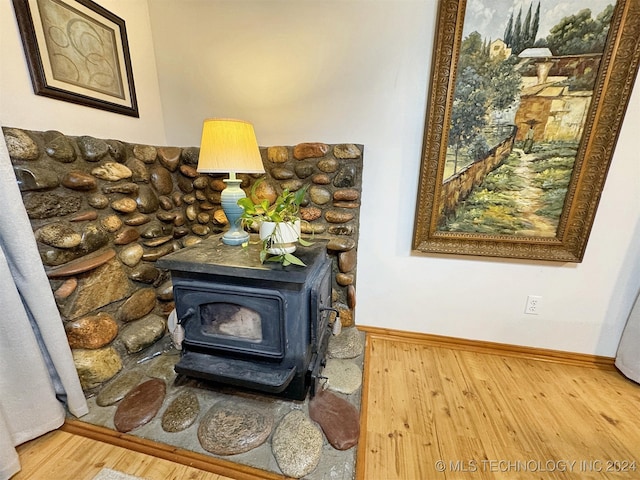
[92,468,146,480]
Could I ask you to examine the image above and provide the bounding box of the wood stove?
[157,235,334,400]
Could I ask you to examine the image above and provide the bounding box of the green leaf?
[250,177,265,197]
[237,197,255,214]
[298,237,313,247]
[293,186,307,206]
[283,253,306,266]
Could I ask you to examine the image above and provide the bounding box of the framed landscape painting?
[13,0,138,117]
[412,0,640,262]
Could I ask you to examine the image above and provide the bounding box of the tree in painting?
[449,66,488,174]
[546,5,614,55]
[440,1,616,237]
[504,2,541,54]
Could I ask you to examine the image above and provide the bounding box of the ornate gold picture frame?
[412,0,640,262]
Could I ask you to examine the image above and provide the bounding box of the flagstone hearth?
[77,328,365,479]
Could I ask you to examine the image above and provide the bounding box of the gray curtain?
[616,290,640,384]
[0,129,88,480]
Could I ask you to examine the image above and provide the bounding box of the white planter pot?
[259,220,300,255]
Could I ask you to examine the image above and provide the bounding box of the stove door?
[175,283,286,360]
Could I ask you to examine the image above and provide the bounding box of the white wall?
[0,0,166,145]
[149,0,640,356]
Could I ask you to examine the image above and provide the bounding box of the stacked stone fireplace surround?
[4,126,364,479]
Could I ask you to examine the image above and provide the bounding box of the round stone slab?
[197,401,273,455]
[144,353,179,383]
[322,358,362,395]
[272,410,323,478]
[161,389,200,432]
[114,378,166,433]
[327,327,364,359]
[96,370,144,407]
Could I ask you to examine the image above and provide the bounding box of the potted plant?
[238,179,312,266]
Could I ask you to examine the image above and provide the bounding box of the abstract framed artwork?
[412,0,640,262]
[12,0,139,117]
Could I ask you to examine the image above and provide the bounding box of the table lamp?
[197,118,265,245]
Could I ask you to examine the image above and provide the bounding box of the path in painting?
[512,149,557,237]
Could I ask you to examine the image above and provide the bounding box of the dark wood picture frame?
[412,0,640,262]
[12,0,139,117]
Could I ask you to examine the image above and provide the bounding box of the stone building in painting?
[489,39,512,60]
[514,51,602,143]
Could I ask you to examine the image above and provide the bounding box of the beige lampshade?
[197,118,265,174]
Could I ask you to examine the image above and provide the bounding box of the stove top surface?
[157,234,328,283]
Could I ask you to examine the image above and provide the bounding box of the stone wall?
[439,132,516,218]
[3,127,362,392]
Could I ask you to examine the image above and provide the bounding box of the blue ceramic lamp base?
[220,176,249,246]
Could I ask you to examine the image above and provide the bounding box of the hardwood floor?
[13,430,233,480]
[359,329,640,480]
[15,329,640,480]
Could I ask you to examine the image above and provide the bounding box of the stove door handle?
[320,306,341,336]
[179,307,196,325]
[320,306,340,325]
[320,306,339,317]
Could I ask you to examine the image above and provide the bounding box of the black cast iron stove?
[157,235,334,400]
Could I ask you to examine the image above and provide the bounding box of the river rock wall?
[3,127,362,392]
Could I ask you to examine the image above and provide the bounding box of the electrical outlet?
[525,295,542,315]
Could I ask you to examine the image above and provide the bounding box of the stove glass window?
[199,303,263,341]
